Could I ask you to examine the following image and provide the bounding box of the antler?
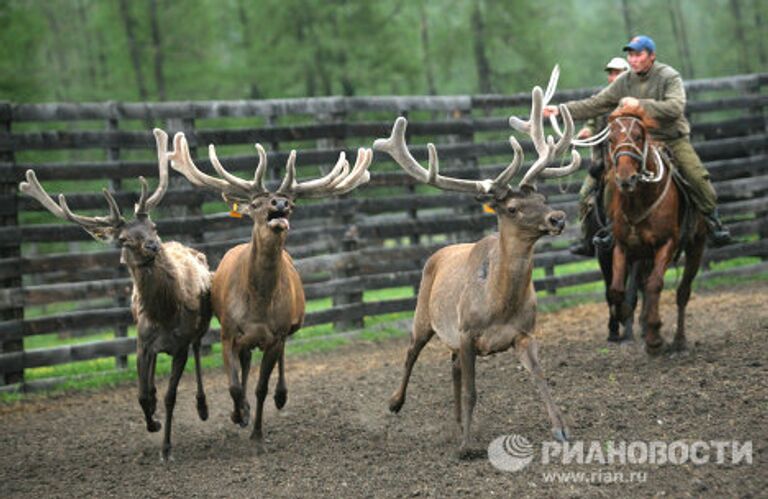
[542,65,610,148]
[169,132,372,200]
[135,128,171,215]
[373,117,523,197]
[509,68,581,188]
[19,169,125,237]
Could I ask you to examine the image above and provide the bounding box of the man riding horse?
[544,35,732,248]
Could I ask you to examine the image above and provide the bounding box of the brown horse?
[605,104,707,354]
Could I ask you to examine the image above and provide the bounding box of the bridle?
[608,116,665,183]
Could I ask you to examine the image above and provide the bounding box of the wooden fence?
[1,72,766,392]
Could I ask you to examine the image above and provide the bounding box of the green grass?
[3,253,766,403]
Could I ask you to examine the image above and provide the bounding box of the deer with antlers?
[374,75,580,458]
[19,129,213,462]
[169,133,372,451]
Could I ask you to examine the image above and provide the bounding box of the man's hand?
[542,105,559,118]
[620,97,640,108]
[577,127,593,140]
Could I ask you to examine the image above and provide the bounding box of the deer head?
[373,71,580,241]
[19,129,171,267]
[168,134,372,238]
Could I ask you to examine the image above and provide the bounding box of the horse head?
[608,104,662,192]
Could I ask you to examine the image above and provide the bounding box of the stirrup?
[569,240,594,257]
[592,229,613,250]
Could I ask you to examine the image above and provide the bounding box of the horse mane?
[609,103,659,130]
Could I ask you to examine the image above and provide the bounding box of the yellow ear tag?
[229,202,243,218]
[482,203,496,214]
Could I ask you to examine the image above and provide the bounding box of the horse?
[603,103,707,354]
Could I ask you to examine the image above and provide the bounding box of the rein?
[609,117,664,183]
[621,147,673,226]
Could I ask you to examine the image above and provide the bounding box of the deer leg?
[457,335,479,460]
[643,241,675,355]
[672,237,705,352]
[192,340,208,421]
[451,352,462,428]
[238,348,253,426]
[273,344,287,410]
[137,346,161,433]
[161,348,189,463]
[223,338,247,428]
[250,341,282,451]
[516,334,570,442]
[388,327,434,414]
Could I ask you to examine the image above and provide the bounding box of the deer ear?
[221,193,250,218]
[519,184,537,196]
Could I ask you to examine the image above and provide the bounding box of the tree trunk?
[620,0,633,40]
[76,0,99,90]
[471,0,493,94]
[729,0,751,73]
[236,0,263,98]
[750,0,766,68]
[419,1,437,95]
[148,0,166,101]
[117,0,150,101]
[669,0,694,78]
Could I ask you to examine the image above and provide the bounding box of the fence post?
[0,101,24,386]
[106,106,129,369]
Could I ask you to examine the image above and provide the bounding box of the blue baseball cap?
[623,35,656,53]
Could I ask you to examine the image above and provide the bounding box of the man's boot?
[705,208,733,247]
[592,226,613,252]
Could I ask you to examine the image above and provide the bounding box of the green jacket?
[564,62,689,141]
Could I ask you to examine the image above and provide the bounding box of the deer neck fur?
[246,224,288,299]
[487,217,537,315]
[128,246,180,323]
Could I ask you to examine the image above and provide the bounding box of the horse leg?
[672,235,706,352]
[608,245,629,331]
[643,241,675,355]
[598,247,621,342]
[621,261,641,342]
[516,334,570,442]
[161,348,189,462]
[192,340,208,421]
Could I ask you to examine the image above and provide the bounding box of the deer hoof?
[147,420,161,433]
[457,445,485,461]
[388,393,404,414]
[231,410,249,428]
[274,389,287,410]
[645,340,665,356]
[197,395,209,421]
[552,426,570,442]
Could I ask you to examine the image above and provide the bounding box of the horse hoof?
[147,420,162,433]
[197,396,209,421]
[645,341,665,356]
[274,390,287,410]
[160,446,174,463]
[231,410,249,428]
[606,335,622,343]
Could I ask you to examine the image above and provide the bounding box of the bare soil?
[1,281,766,498]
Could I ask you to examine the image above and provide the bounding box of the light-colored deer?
[374,78,581,458]
[19,129,212,462]
[169,134,372,451]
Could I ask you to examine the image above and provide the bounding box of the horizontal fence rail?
[0,72,766,392]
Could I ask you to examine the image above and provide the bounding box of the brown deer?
[374,83,581,459]
[168,133,372,451]
[19,129,213,462]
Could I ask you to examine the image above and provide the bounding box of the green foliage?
[1,0,764,103]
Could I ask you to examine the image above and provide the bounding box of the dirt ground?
[1,281,766,498]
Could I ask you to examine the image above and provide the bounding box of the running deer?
[374,81,581,458]
[169,134,372,451]
[19,129,213,462]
